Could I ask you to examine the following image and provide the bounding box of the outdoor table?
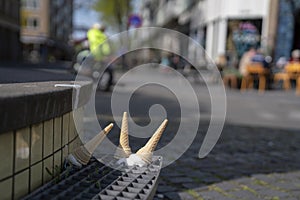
[241,63,269,92]
[285,62,300,79]
[286,63,300,95]
[273,62,300,91]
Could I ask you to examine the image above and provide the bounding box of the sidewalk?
[0,61,74,83]
[153,123,300,200]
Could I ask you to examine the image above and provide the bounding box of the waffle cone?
[72,123,113,165]
[136,119,168,163]
[119,112,132,157]
[135,150,153,164]
[72,145,91,165]
[84,123,113,155]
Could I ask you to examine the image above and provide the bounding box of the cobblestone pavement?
[95,117,300,200]
[95,102,300,199]
[153,123,300,200]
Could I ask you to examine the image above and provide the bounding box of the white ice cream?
[67,154,82,168]
[117,153,148,167]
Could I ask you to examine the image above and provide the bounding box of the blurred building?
[140,0,198,62]
[191,0,272,63]
[191,0,300,64]
[21,0,73,62]
[274,0,300,62]
[0,0,22,61]
[141,0,300,67]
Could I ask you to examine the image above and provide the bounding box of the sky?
[72,0,141,39]
[72,0,99,39]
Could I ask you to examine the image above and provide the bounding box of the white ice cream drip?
[116,112,168,167]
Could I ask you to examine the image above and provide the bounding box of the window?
[22,0,40,9]
[23,17,39,29]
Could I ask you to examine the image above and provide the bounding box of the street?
[0,62,75,83]
[93,66,300,199]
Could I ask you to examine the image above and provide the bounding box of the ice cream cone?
[136,119,168,163]
[120,112,132,156]
[72,123,113,165]
[115,112,132,158]
[72,145,91,165]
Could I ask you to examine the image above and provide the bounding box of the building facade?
[274,0,300,61]
[140,0,198,61]
[0,0,22,61]
[141,0,300,66]
[190,0,272,63]
[21,0,73,62]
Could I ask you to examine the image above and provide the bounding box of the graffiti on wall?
[227,19,262,59]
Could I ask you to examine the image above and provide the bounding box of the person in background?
[216,54,227,76]
[87,23,110,62]
[169,54,186,71]
[275,57,288,73]
[86,23,113,91]
[290,49,300,62]
[239,47,256,77]
[251,48,268,67]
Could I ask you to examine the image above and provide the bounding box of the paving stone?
[214,182,238,191]
[185,171,214,179]
[161,170,184,177]
[164,192,194,200]
[163,192,181,200]
[198,191,232,200]
[230,189,258,199]
[234,177,256,185]
[243,183,268,192]
[283,198,298,200]
[154,193,165,199]
[215,171,237,179]
[256,189,290,198]
[182,182,205,189]
[201,176,222,184]
[177,192,196,200]
[252,174,283,183]
[288,190,300,198]
[156,185,178,193]
[272,181,300,191]
[194,186,210,192]
[169,177,194,184]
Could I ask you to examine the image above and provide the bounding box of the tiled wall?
[0,110,83,200]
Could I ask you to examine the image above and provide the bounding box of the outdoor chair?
[297,76,300,95]
[274,63,300,93]
[240,63,268,92]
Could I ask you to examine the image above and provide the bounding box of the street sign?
[128,14,142,28]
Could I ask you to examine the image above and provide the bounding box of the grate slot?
[121,191,137,199]
[126,187,141,194]
[136,178,149,184]
[98,194,115,200]
[116,197,132,200]
[104,189,120,196]
[130,182,145,189]
[111,185,125,191]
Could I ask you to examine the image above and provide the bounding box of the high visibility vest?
[87,28,110,61]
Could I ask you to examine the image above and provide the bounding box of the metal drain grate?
[23,156,162,200]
